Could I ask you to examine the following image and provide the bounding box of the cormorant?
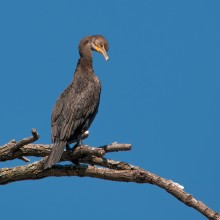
[44,35,109,169]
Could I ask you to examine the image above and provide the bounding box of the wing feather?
[51,76,101,143]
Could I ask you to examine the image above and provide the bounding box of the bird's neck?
[76,45,95,75]
[77,55,94,73]
[79,46,92,63]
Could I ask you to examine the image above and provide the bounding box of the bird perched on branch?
[44,35,109,169]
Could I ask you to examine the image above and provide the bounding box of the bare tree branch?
[0,130,219,220]
[0,128,39,162]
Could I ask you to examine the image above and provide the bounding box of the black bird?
[44,35,109,169]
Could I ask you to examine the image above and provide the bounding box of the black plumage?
[44,35,109,169]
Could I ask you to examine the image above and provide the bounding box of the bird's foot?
[65,139,83,165]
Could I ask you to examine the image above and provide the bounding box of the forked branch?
[0,129,219,220]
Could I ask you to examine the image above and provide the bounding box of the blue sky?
[0,1,220,219]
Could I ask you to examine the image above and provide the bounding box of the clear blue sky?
[0,1,219,219]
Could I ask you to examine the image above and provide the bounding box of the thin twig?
[0,129,39,162]
[99,142,132,152]
[18,156,30,162]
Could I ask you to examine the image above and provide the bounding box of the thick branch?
[0,130,219,220]
[0,160,219,220]
[0,141,131,163]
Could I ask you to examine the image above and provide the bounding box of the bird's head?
[79,35,109,61]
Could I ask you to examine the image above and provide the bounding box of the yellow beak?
[92,43,109,61]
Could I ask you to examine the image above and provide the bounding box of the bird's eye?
[97,43,103,48]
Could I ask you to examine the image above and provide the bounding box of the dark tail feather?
[44,141,67,169]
